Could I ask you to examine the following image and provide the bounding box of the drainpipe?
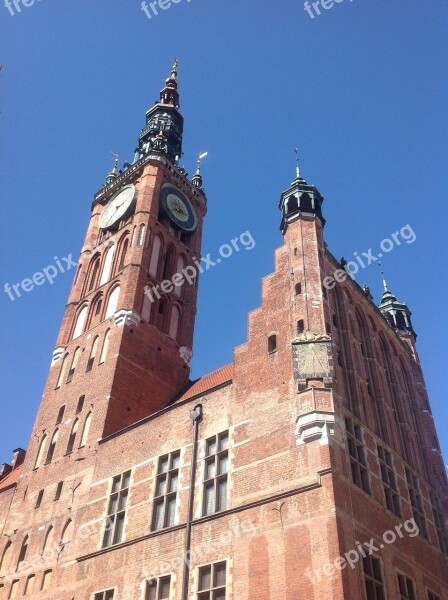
[182,404,202,600]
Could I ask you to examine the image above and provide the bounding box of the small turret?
[378,274,416,339]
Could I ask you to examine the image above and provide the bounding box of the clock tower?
[41,61,206,440]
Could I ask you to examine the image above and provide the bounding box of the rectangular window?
[203,432,229,516]
[363,555,385,600]
[397,573,416,600]
[377,445,401,516]
[427,592,441,600]
[429,492,447,554]
[54,481,63,501]
[102,471,131,548]
[35,489,44,509]
[345,419,370,494]
[145,576,171,600]
[405,469,427,538]
[198,561,227,600]
[152,451,180,531]
[94,591,115,600]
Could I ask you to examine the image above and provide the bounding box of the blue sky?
[0,0,447,467]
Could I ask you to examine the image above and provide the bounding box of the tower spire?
[192,152,208,189]
[294,148,301,180]
[104,151,120,186]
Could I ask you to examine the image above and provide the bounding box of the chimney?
[11,448,26,470]
[0,463,12,480]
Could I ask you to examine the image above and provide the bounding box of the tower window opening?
[295,282,302,296]
[55,405,65,425]
[268,334,277,353]
[66,419,79,455]
[297,320,304,335]
[76,395,85,414]
[45,429,59,464]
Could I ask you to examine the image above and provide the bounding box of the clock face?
[160,183,198,233]
[99,185,137,230]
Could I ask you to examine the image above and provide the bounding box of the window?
[203,432,229,516]
[24,575,35,595]
[55,405,65,425]
[397,573,416,600]
[79,412,92,448]
[430,492,447,554]
[99,329,111,364]
[45,429,59,464]
[175,256,185,297]
[88,257,101,292]
[105,286,120,319]
[197,561,227,600]
[406,469,427,538]
[116,238,129,274]
[42,526,54,556]
[16,536,29,572]
[54,482,63,501]
[66,347,81,383]
[86,336,100,372]
[138,224,146,246]
[145,576,171,600]
[35,489,44,509]
[41,570,52,591]
[142,291,152,323]
[169,306,181,341]
[8,580,19,599]
[55,354,68,389]
[100,244,115,285]
[297,319,304,335]
[149,235,162,278]
[0,542,12,576]
[268,334,277,353]
[332,313,338,328]
[60,520,74,549]
[295,282,302,295]
[377,446,401,516]
[73,306,88,339]
[34,434,47,469]
[427,592,441,600]
[102,471,131,547]
[66,419,79,454]
[345,419,370,494]
[363,555,385,600]
[94,591,114,600]
[76,395,85,414]
[152,451,180,531]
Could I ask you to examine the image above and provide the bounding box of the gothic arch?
[72,304,89,340]
[105,285,121,319]
[149,235,163,278]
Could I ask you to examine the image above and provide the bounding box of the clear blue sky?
[1,0,447,467]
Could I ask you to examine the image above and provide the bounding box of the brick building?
[0,62,447,600]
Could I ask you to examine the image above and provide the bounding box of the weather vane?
[197,151,208,171]
[110,151,120,168]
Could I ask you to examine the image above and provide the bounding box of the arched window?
[0,541,12,576]
[174,255,185,297]
[88,294,103,329]
[46,429,59,464]
[287,195,298,214]
[34,434,47,469]
[41,569,53,591]
[60,520,74,549]
[24,574,35,595]
[72,305,88,339]
[66,420,79,454]
[138,224,146,246]
[16,535,29,572]
[105,286,120,319]
[55,405,65,425]
[149,236,162,277]
[42,526,54,558]
[163,246,175,280]
[142,291,152,323]
[87,256,101,292]
[79,413,92,448]
[169,305,181,341]
[297,319,305,335]
[268,334,277,353]
[295,282,302,296]
[86,336,99,372]
[115,238,129,276]
[300,193,313,211]
[131,225,137,247]
[55,354,69,389]
[99,329,110,364]
[100,244,115,286]
[66,347,81,383]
